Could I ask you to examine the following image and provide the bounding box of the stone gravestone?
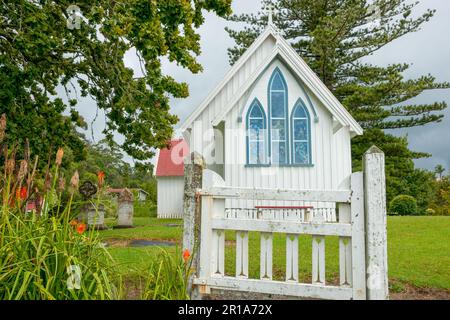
[117,188,134,228]
[78,181,107,230]
[86,203,107,230]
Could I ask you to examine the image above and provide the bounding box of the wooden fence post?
[363,146,389,300]
[350,172,366,300]
[182,152,205,299]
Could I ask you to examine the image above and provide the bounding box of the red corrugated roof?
[155,139,189,177]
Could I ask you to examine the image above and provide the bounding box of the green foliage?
[226,0,448,204]
[134,200,157,218]
[0,119,188,300]
[70,139,157,204]
[434,164,446,180]
[393,168,435,215]
[72,139,132,187]
[141,249,191,300]
[429,176,450,216]
[0,211,120,300]
[1,0,232,164]
[389,195,418,216]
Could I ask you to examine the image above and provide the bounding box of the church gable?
[234,59,332,167]
[180,24,362,137]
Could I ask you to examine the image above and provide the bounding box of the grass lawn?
[99,216,450,293]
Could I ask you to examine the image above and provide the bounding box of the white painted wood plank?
[351,172,366,300]
[211,219,351,237]
[199,187,351,203]
[211,230,225,276]
[339,237,352,286]
[199,196,214,281]
[260,233,273,280]
[236,231,249,278]
[363,147,389,300]
[193,277,353,300]
[338,203,352,286]
[312,235,325,285]
[286,234,299,282]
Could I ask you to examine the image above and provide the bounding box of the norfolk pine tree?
[226,0,449,204]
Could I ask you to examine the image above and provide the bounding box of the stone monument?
[117,188,134,228]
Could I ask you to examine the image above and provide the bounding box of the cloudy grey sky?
[75,0,450,171]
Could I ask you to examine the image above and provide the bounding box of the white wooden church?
[155,18,363,219]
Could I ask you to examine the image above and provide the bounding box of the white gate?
[184,147,389,300]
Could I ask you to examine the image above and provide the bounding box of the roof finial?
[266,4,275,26]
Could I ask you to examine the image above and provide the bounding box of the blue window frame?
[291,99,312,165]
[268,67,289,165]
[246,99,267,165]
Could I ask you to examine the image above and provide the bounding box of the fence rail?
[198,187,352,203]
[225,207,336,222]
[211,218,351,237]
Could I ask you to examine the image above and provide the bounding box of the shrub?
[389,195,418,216]
[426,208,436,216]
[134,200,157,218]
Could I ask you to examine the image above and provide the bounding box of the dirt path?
[205,284,450,300]
[389,283,450,300]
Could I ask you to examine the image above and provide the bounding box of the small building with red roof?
[154,139,189,218]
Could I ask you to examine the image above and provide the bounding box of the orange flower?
[14,187,27,201]
[97,171,105,188]
[19,187,27,200]
[76,223,87,234]
[182,249,191,263]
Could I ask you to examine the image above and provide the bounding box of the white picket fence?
[192,172,364,300]
[184,147,389,300]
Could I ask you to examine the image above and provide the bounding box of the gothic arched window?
[291,99,312,165]
[246,99,267,165]
[269,67,289,165]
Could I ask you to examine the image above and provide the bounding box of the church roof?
[180,23,363,136]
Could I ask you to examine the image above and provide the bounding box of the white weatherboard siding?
[157,177,185,219]
[223,60,352,209]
